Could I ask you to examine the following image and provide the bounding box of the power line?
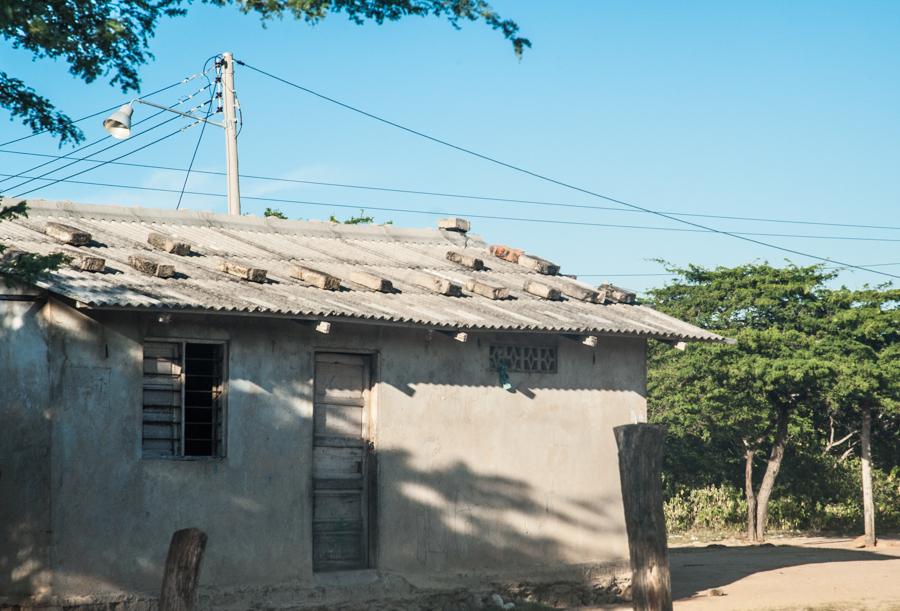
[5,172,900,245]
[3,103,206,196]
[0,85,212,191]
[6,169,899,278]
[13,122,202,198]
[176,85,217,209]
[235,58,899,280]
[0,71,209,148]
[0,148,897,234]
[575,262,900,277]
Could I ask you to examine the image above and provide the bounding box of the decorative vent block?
[489,345,558,374]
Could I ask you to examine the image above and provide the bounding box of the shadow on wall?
[2,313,633,604]
[378,448,625,573]
[0,299,53,602]
[0,414,621,609]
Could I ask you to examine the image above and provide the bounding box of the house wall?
[0,298,645,606]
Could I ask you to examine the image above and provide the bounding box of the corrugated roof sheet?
[0,199,727,343]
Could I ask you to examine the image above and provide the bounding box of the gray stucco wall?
[1,297,645,605]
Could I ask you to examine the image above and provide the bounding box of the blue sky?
[1,1,898,292]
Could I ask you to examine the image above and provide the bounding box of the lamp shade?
[103,104,134,139]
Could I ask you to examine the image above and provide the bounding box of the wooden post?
[861,404,876,547]
[159,528,207,611]
[614,424,673,611]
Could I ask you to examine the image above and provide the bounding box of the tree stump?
[159,528,207,611]
[614,424,673,611]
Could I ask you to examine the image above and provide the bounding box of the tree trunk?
[160,528,207,611]
[861,404,876,547]
[615,424,673,611]
[755,408,790,542]
[744,447,758,542]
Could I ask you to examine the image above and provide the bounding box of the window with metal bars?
[142,341,226,458]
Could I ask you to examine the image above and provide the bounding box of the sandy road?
[669,536,900,610]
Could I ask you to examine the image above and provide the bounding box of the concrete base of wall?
[0,562,631,610]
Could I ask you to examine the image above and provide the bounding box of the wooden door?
[312,353,373,572]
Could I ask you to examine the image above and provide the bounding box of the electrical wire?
[0,71,209,148]
[5,171,900,244]
[0,148,896,234]
[235,59,900,280]
[8,168,899,277]
[13,121,203,198]
[3,98,210,196]
[574,263,900,277]
[0,83,212,189]
[176,84,217,209]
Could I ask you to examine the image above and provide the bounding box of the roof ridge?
[9,198,482,245]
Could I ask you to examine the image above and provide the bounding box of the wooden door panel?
[313,353,371,572]
[314,402,365,438]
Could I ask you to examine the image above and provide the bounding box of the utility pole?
[221,52,241,216]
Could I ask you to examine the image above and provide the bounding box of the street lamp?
[104,52,242,216]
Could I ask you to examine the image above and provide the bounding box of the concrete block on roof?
[349,271,393,292]
[561,282,600,303]
[412,272,463,296]
[523,280,562,301]
[63,251,106,272]
[44,222,91,246]
[489,244,524,263]
[293,265,341,290]
[465,278,509,300]
[597,283,636,305]
[147,232,192,256]
[518,254,560,276]
[128,255,174,278]
[438,217,470,232]
[220,260,267,283]
[446,250,485,270]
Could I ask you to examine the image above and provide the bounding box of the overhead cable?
[4,99,210,196]
[0,148,896,234]
[0,83,213,190]
[13,121,203,198]
[5,173,900,244]
[235,59,899,280]
[0,70,210,148]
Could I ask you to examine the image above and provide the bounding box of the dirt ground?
[584,535,900,611]
[664,535,900,610]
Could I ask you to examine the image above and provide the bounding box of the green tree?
[819,287,900,545]
[647,263,836,541]
[1,0,529,144]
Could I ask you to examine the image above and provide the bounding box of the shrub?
[664,485,746,533]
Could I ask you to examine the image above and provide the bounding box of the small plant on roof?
[329,210,379,225]
[264,207,288,219]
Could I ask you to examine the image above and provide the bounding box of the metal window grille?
[488,345,558,373]
[142,341,225,458]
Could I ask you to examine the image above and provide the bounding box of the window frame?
[142,337,229,461]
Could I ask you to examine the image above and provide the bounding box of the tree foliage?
[0,200,67,284]
[1,0,529,144]
[648,262,900,539]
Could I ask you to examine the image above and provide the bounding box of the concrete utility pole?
[221,52,241,216]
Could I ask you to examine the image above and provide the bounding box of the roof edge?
[72,301,730,343]
[9,198,481,245]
